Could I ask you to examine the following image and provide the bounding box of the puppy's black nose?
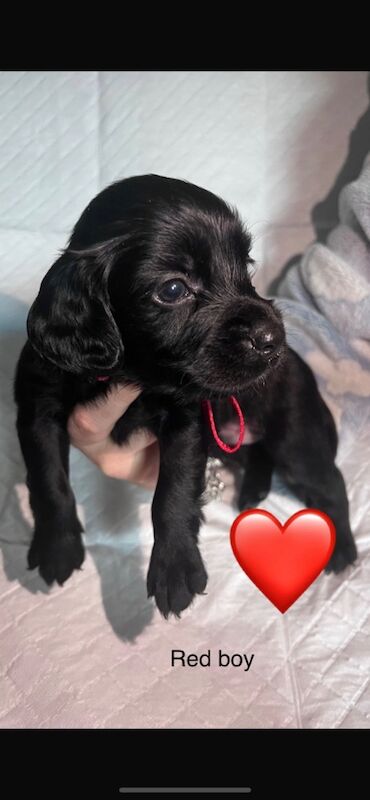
[245,324,280,357]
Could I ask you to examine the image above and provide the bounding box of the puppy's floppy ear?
[27,245,124,375]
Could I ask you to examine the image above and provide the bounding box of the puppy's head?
[27,175,286,396]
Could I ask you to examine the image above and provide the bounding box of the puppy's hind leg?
[283,463,357,574]
[238,442,274,511]
[270,435,357,574]
[264,349,357,574]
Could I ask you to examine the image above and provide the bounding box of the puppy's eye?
[156,279,191,304]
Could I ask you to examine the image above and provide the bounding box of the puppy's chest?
[109,393,264,451]
[217,418,262,446]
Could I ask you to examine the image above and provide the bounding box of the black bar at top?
[119,789,252,794]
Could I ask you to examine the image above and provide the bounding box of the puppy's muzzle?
[228,303,285,363]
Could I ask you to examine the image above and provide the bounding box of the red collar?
[201,396,245,453]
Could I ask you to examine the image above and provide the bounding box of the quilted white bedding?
[1,71,369,729]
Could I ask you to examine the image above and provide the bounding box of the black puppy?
[14,175,357,617]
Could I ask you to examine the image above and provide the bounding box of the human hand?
[67,384,159,490]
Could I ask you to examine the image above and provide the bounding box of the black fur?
[14,175,357,617]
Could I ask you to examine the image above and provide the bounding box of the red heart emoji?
[230,509,336,612]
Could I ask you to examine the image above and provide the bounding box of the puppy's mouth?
[188,345,285,397]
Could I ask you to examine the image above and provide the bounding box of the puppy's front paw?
[147,540,208,618]
[325,538,358,574]
[28,523,85,586]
